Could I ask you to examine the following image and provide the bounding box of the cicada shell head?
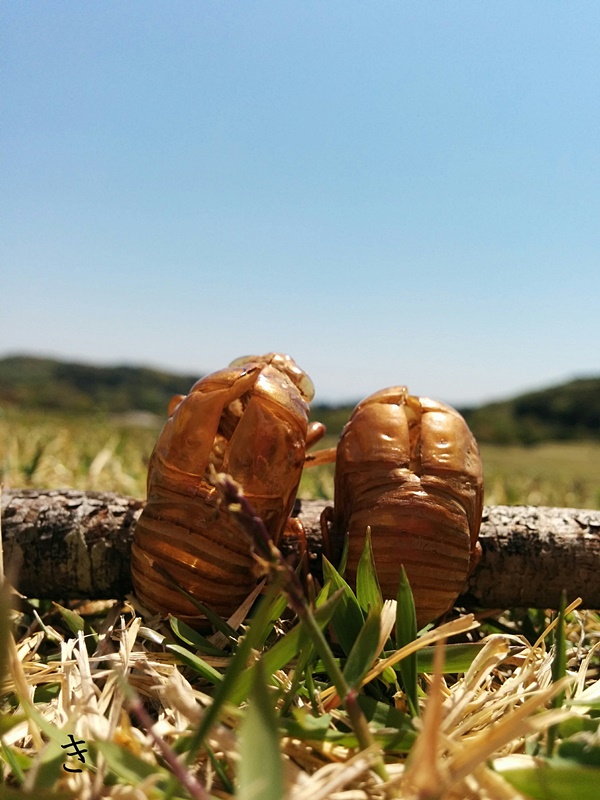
[333,386,483,628]
[132,353,313,627]
[229,352,316,402]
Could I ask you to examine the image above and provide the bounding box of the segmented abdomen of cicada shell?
[131,353,314,626]
[332,386,483,628]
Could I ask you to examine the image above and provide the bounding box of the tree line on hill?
[0,355,197,416]
[459,377,600,444]
[0,355,598,445]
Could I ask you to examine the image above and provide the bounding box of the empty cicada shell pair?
[132,353,483,629]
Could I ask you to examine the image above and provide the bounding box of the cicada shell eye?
[293,370,315,401]
[229,356,264,367]
[229,355,259,368]
[268,353,315,401]
[229,352,315,401]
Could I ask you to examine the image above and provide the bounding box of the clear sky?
[2,2,599,406]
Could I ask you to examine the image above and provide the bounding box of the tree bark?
[1,489,143,599]
[2,488,600,610]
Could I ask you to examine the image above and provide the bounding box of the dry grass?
[0,408,158,498]
[4,587,600,799]
[2,408,600,509]
[481,443,600,510]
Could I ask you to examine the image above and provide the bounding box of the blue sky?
[2,2,599,406]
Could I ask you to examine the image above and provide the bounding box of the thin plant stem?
[121,678,210,800]
[214,472,390,783]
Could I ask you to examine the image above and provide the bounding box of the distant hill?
[1,355,599,443]
[459,377,600,444]
[312,378,600,444]
[0,355,200,415]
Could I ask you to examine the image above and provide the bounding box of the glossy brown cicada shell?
[131,353,320,626]
[330,386,483,628]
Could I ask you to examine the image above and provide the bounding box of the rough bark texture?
[463,504,600,609]
[1,489,143,599]
[2,488,600,610]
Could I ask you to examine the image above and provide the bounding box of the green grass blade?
[250,587,290,649]
[343,608,381,690]
[497,756,600,799]
[356,695,416,752]
[52,603,99,652]
[22,702,71,745]
[396,565,419,716]
[284,581,338,713]
[205,742,234,794]
[0,713,27,737]
[92,740,168,784]
[20,707,91,790]
[33,684,61,703]
[336,529,350,576]
[284,697,415,752]
[181,580,284,769]
[279,627,316,716]
[355,526,383,614]
[548,591,568,757]
[557,716,600,739]
[381,642,491,674]
[322,555,365,656]
[1,740,31,785]
[165,644,225,685]
[238,660,284,800]
[32,744,78,790]
[560,736,600,767]
[229,588,344,706]
[52,603,84,636]
[283,709,333,741]
[169,616,228,656]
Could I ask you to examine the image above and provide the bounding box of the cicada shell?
[131,353,317,626]
[331,386,483,628]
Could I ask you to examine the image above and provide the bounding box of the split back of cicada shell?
[332,386,483,628]
[131,353,313,626]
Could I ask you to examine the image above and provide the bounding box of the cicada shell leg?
[279,515,310,587]
[306,421,326,449]
[319,504,336,564]
[167,394,186,416]
[222,365,309,543]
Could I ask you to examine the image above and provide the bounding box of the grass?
[0,407,159,497]
[300,439,600,510]
[480,442,600,509]
[2,406,600,797]
[3,407,600,509]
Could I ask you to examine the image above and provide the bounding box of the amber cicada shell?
[131,353,316,626]
[331,386,483,628]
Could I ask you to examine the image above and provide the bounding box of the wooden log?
[1,489,143,599]
[2,488,600,610]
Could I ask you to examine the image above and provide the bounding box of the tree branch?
[2,488,600,610]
